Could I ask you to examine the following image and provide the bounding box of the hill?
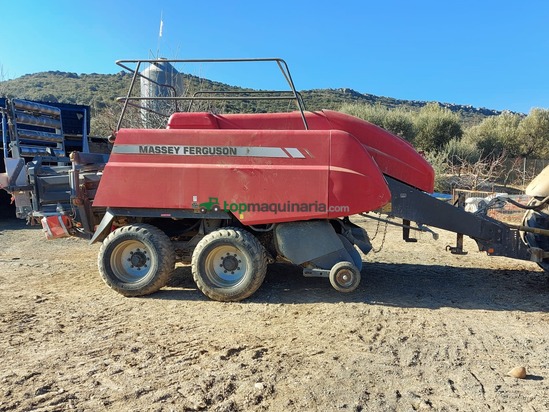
[0,70,507,135]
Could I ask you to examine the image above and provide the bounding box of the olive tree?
[518,108,549,158]
[463,111,522,158]
[339,103,415,142]
[413,103,463,151]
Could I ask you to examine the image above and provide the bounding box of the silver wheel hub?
[205,245,247,287]
[111,241,152,282]
[129,249,148,269]
[336,269,353,287]
[221,253,240,273]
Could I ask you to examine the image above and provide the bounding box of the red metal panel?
[168,110,435,193]
[328,130,391,217]
[94,129,332,224]
[321,110,435,193]
[166,112,219,129]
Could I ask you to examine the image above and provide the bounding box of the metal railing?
[114,58,309,131]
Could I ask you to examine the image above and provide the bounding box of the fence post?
[523,157,526,187]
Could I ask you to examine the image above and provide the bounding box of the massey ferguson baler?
[2,58,549,301]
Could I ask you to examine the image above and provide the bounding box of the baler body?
[93,110,434,224]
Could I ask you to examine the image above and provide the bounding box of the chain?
[371,221,388,253]
[369,213,383,241]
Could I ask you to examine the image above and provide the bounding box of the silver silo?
[140,59,184,128]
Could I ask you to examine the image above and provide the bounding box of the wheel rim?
[111,240,153,283]
[204,244,248,287]
[335,268,355,288]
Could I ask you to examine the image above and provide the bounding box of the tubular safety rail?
[115,58,309,131]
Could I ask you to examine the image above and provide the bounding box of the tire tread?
[191,227,267,301]
[98,223,175,297]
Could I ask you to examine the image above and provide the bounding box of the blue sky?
[0,0,547,113]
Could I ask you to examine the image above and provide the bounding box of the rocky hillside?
[0,70,507,133]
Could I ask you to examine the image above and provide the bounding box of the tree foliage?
[519,108,549,158]
[464,109,549,159]
[339,103,416,142]
[443,137,482,165]
[340,102,464,151]
[464,111,522,157]
[413,103,463,151]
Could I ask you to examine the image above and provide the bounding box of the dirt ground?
[0,215,548,412]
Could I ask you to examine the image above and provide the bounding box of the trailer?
[1,58,548,301]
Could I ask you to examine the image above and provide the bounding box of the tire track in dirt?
[0,218,548,411]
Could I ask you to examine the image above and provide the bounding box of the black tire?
[98,224,175,297]
[329,261,361,293]
[191,227,267,301]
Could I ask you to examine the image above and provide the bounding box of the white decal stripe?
[285,148,306,158]
[112,145,291,158]
[238,147,289,158]
[329,166,366,176]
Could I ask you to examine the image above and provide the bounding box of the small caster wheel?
[329,261,361,292]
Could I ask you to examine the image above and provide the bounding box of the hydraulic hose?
[505,195,549,210]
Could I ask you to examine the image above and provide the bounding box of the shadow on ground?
[0,216,36,231]
[155,262,549,312]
